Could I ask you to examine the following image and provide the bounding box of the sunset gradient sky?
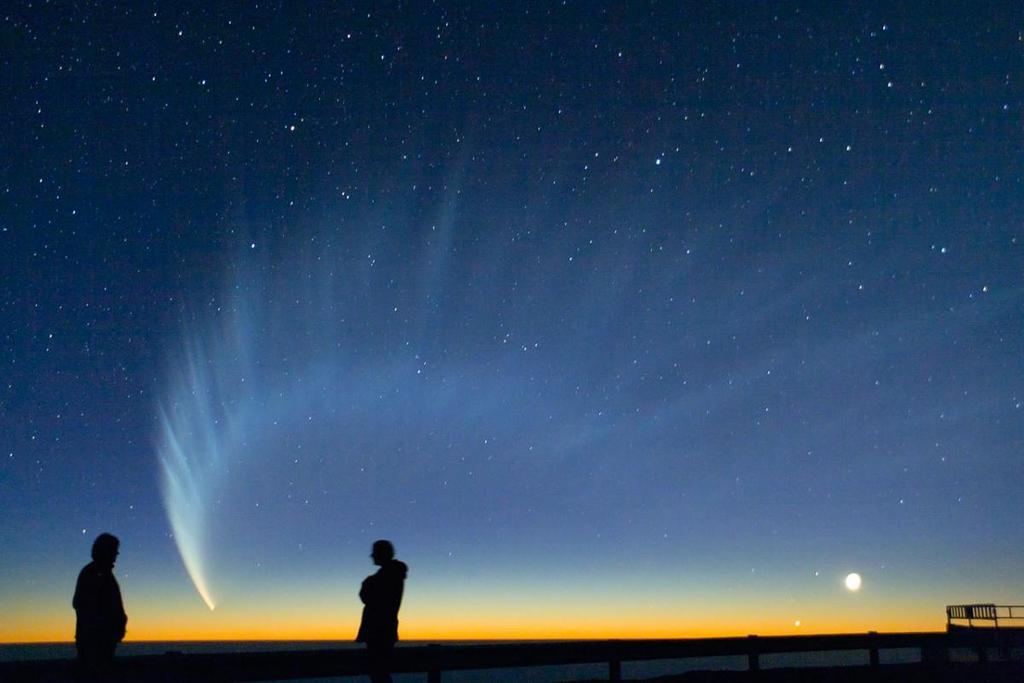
[2,2,1022,643]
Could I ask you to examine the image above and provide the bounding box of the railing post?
[427,643,442,683]
[868,631,879,667]
[607,638,622,682]
[608,658,621,682]
[922,634,949,664]
[747,634,760,672]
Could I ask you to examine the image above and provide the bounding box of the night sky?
[2,2,1023,643]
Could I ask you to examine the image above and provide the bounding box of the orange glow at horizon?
[1,608,945,644]
[1,571,952,644]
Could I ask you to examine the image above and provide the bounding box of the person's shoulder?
[389,560,408,577]
[75,562,100,594]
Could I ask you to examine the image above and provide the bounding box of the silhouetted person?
[356,539,407,683]
[73,533,127,682]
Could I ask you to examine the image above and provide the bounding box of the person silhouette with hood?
[356,539,407,683]
[73,532,127,681]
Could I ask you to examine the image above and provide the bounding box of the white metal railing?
[947,604,1024,628]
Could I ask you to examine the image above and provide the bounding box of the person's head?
[371,539,394,565]
[92,533,120,568]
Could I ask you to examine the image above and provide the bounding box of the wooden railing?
[2,629,1022,682]
[947,604,1024,628]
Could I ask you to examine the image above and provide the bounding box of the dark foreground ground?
[574,661,1024,683]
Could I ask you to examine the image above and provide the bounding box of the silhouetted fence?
[947,604,1024,629]
[2,629,1023,682]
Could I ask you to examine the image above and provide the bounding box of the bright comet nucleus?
[845,572,862,591]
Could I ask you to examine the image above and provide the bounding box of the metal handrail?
[1,629,1022,682]
[947,604,1024,628]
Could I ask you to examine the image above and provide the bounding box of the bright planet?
[845,573,863,592]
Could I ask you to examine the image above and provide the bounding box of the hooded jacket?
[356,559,408,644]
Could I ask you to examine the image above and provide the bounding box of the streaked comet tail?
[156,331,243,611]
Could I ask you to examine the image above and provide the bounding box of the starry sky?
[2,2,1023,643]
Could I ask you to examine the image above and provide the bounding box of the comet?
[156,335,233,611]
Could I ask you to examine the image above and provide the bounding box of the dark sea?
[0,640,924,682]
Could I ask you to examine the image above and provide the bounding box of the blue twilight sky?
[1,1,1022,640]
